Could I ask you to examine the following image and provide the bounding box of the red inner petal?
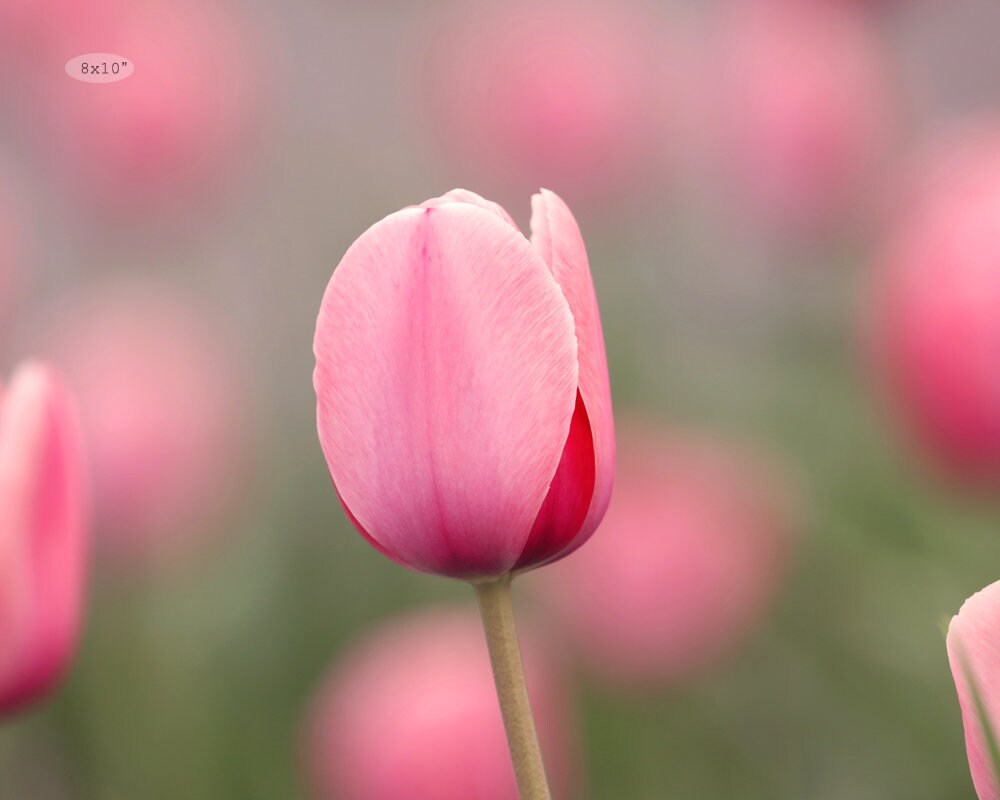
[516,391,595,570]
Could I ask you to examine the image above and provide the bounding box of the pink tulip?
[530,428,796,688]
[302,608,576,800]
[706,0,894,234]
[17,0,258,218]
[869,126,1000,483]
[313,188,614,580]
[0,0,91,65]
[422,1,671,207]
[0,362,88,714]
[947,579,1000,800]
[42,283,250,564]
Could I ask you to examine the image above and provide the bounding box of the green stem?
[474,578,552,800]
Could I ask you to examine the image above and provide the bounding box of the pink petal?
[529,189,614,553]
[0,363,88,714]
[948,579,1000,800]
[869,128,1000,484]
[0,385,32,690]
[314,202,578,579]
[515,391,594,570]
[420,189,520,230]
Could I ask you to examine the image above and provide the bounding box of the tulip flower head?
[0,362,88,715]
[21,0,258,219]
[314,189,614,580]
[948,579,1000,800]
[708,0,894,235]
[423,1,670,207]
[302,608,575,800]
[43,284,250,565]
[532,428,796,688]
[0,0,92,59]
[870,126,1000,484]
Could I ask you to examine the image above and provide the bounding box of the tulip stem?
[474,577,552,800]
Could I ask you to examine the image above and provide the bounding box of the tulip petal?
[948,579,1000,800]
[515,391,595,569]
[334,483,413,570]
[0,384,31,688]
[420,189,520,230]
[314,203,578,578]
[0,363,87,713]
[530,189,614,550]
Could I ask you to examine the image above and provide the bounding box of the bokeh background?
[2,0,1000,797]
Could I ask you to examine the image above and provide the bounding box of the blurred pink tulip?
[302,608,575,800]
[13,0,258,218]
[869,126,1000,483]
[0,0,90,64]
[314,189,614,580]
[531,428,797,688]
[423,0,671,207]
[42,284,250,564]
[0,362,88,715]
[947,579,1000,800]
[707,0,894,235]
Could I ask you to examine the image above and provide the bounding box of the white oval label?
[65,54,133,83]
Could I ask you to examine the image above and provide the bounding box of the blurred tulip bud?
[705,0,895,235]
[314,189,614,580]
[530,428,798,689]
[948,579,1000,800]
[869,125,1000,484]
[0,362,89,715]
[0,0,91,65]
[14,0,259,219]
[422,0,673,207]
[42,283,251,565]
[302,608,576,800]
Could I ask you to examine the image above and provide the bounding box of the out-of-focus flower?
[869,125,1000,484]
[313,189,614,580]
[705,0,895,236]
[530,427,797,689]
[302,608,576,800]
[0,0,89,64]
[0,362,89,715]
[947,579,1000,800]
[12,0,259,219]
[41,283,251,565]
[422,0,673,208]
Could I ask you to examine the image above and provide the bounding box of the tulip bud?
[0,362,89,714]
[313,189,614,580]
[17,0,258,219]
[422,1,671,207]
[531,428,797,688]
[42,283,251,565]
[869,125,1000,484]
[706,0,894,235]
[948,579,1000,800]
[302,608,576,800]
